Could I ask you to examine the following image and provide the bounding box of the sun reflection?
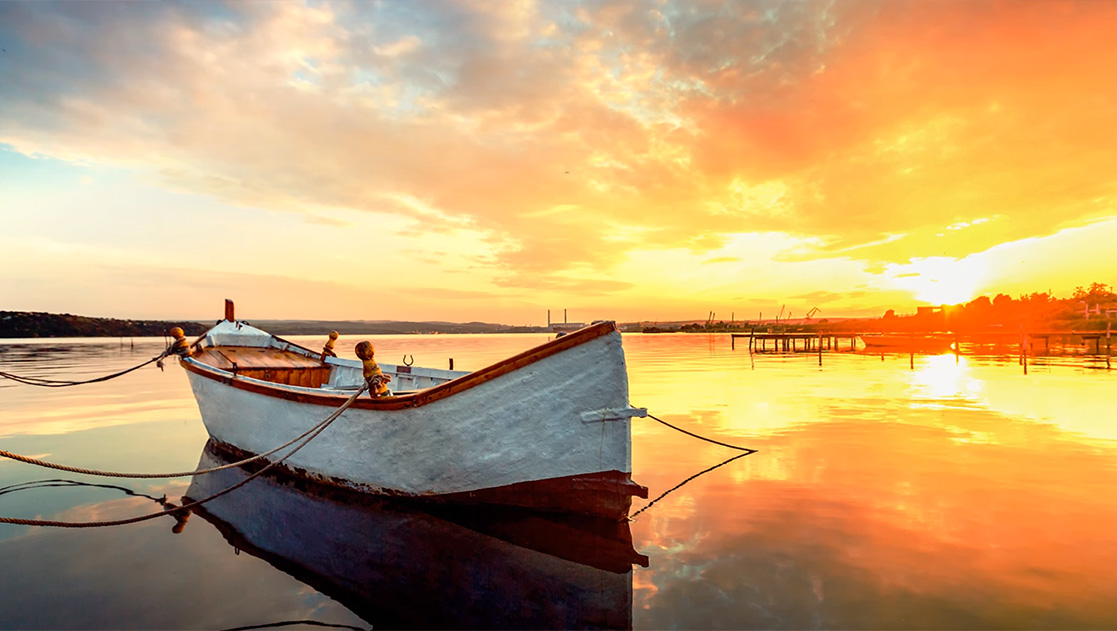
[908,353,983,402]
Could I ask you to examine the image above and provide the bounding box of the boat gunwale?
[180,321,620,411]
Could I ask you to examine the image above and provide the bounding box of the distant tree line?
[0,311,208,338]
[874,282,1116,333]
[654,281,1117,335]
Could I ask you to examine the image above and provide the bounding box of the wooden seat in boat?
[193,346,331,388]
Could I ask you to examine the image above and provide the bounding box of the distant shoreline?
[0,310,554,338]
[4,299,1112,339]
[0,311,209,339]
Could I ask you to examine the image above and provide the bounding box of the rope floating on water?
[0,353,166,388]
[0,384,368,528]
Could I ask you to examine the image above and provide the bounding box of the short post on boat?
[355,341,391,397]
[168,327,191,357]
[321,331,339,361]
[225,299,235,322]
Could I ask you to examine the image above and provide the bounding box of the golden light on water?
[908,353,979,402]
[2,332,1117,628]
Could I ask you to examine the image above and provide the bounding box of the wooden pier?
[732,326,1113,356]
[731,332,861,352]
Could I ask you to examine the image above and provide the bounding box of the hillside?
[0,311,208,338]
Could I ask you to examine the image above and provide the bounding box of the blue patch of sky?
[350,67,386,88]
[0,145,93,186]
[549,1,593,39]
[341,1,441,44]
[293,68,319,87]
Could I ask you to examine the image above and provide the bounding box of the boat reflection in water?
[184,440,648,629]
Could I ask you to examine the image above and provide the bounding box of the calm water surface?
[1,333,1116,629]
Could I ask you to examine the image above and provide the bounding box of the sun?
[888,256,987,306]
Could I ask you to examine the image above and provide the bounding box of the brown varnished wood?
[237,367,332,388]
[195,347,326,371]
[181,321,619,411]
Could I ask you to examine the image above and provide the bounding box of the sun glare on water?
[888,256,987,306]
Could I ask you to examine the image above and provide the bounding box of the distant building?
[552,322,585,332]
[548,308,583,332]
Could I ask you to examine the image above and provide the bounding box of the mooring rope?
[628,451,752,521]
[646,413,758,452]
[624,413,759,521]
[0,478,169,504]
[1,393,363,479]
[219,620,369,631]
[0,384,368,528]
[0,353,167,388]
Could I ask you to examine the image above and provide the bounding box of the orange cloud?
[2,1,1115,318]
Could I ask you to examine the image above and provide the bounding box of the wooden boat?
[185,442,646,629]
[178,303,648,519]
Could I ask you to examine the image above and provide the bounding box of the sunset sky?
[2,0,1116,324]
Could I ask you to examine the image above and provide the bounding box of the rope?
[0,478,169,504]
[646,413,758,452]
[1,393,363,478]
[624,412,760,521]
[0,353,166,388]
[628,451,752,521]
[0,384,368,528]
[220,620,369,631]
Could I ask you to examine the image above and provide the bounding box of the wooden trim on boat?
[181,321,619,411]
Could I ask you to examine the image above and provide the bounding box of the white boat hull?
[181,322,647,517]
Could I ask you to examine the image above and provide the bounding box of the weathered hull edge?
[207,438,648,520]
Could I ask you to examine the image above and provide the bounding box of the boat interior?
[191,340,467,395]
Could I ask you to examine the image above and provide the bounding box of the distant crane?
[805,307,821,320]
[776,304,785,324]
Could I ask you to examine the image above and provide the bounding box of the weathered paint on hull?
[183,327,645,518]
[207,437,646,517]
[186,444,640,629]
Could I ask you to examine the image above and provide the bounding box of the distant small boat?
[179,303,647,519]
[860,334,954,352]
[185,442,645,630]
